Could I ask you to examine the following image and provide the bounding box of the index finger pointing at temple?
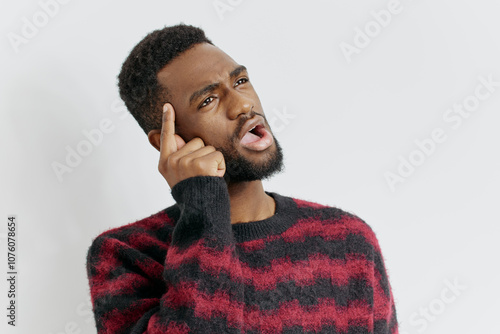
[160,103,178,158]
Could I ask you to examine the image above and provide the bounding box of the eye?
[235,77,248,87]
[199,96,215,109]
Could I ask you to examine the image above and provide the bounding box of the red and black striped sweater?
[86,176,398,333]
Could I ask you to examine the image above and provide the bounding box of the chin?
[223,139,284,183]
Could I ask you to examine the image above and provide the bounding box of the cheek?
[201,129,228,147]
[175,114,206,141]
[204,122,238,149]
[177,113,237,146]
[180,120,227,146]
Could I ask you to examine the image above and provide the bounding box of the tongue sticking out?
[240,130,261,145]
[239,124,273,151]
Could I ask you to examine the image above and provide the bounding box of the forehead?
[156,43,240,104]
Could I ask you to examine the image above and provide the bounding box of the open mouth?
[247,124,264,140]
[240,124,273,150]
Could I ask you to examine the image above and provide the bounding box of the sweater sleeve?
[86,176,244,333]
[358,219,399,334]
[372,245,398,333]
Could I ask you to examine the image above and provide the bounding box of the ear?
[147,129,161,152]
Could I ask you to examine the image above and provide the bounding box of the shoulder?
[287,196,382,253]
[86,204,179,261]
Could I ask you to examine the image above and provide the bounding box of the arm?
[357,218,399,333]
[87,103,243,333]
[372,243,398,333]
[86,176,244,333]
[161,176,244,332]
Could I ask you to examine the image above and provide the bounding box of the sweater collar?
[231,192,300,243]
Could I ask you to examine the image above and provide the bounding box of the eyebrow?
[188,65,247,106]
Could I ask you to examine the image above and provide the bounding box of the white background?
[1,0,499,333]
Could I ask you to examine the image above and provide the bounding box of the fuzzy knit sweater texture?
[86,176,398,333]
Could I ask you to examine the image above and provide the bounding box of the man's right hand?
[158,103,226,189]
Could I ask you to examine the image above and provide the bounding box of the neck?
[226,180,275,224]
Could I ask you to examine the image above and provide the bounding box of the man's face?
[156,43,283,182]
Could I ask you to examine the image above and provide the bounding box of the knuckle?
[160,156,176,173]
[193,137,204,146]
[167,153,179,166]
[178,156,190,169]
[215,151,224,159]
[158,162,170,177]
[192,158,205,170]
[158,157,167,172]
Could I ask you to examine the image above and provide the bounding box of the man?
[86,24,398,333]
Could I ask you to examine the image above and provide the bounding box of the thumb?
[216,153,226,177]
[174,134,186,150]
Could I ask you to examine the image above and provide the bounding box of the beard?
[219,137,284,183]
[215,112,284,183]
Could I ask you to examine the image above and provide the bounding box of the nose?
[226,90,254,120]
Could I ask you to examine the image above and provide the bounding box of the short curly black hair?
[118,24,213,135]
